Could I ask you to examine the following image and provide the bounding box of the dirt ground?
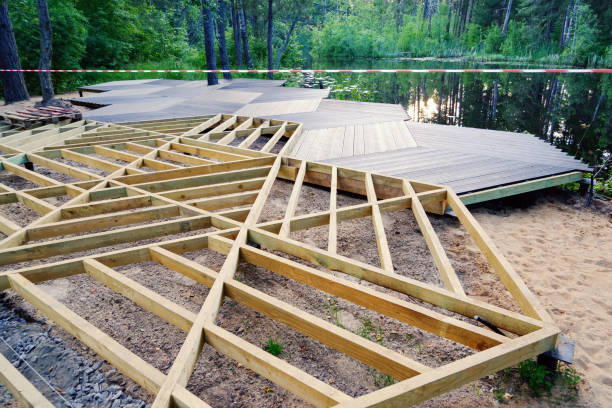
[0,178,610,407]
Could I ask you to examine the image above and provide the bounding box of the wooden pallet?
[0,114,558,407]
[1,106,82,129]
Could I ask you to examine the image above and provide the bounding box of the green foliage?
[561,4,601,66]
[517,360,581,402]
[368,367,395,388]
[594,177,612,197]
[326,298,344,329]
[311,15,397,58]
[484,25,503,54]
[493,388,506,403]
[10,0,87,94]
[518,360,554,397]
[463,24,483,50]
[263,338,285,357]
[501,22,532,56]
[357,314,374,339]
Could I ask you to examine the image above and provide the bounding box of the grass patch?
[263,337,285,357]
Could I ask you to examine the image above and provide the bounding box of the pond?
[284,58,611,169]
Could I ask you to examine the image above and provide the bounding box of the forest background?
[1,0,611,188]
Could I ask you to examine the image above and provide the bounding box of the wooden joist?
[0,114,558,408]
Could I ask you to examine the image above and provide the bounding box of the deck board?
[70,78,589,198]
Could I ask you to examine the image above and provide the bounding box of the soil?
[0,174,608,407]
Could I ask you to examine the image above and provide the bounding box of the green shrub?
[484,25,503,54]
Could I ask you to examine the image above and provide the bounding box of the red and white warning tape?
[1,68,611,73]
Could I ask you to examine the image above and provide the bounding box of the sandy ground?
[470,190,612,406]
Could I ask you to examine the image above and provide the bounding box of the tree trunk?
[201,0,218,85]
[238,0,254,69]
[216,0,232,80]
[458,78,464,125]
[423,0,429,20]
[437,73,444,123]
[397,0,405,29]
[267,0,273,79]
[459,0,468,33]
[446,0,452,35]
[491,77,499,121]
[416,80,421,121]
[274,15,298,70]
[230,0,242,68]
[501,0,513,37]
[591,86,605,123]
[559,1,571,51]
[0,0,29,104]
[175,0,188,31]
[465,0,474,29]
[37,0,55,104]
[565,0,579,48]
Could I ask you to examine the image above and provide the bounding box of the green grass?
[263,338,285,357]
[517,359,581,401]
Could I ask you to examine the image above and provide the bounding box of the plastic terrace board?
[0,114,559,407]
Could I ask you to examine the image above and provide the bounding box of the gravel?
[0,293,149,408]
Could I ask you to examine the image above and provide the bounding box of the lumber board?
[0,351,54,408]
[0,113,561,408]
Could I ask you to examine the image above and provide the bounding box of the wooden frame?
[0,114,558,407]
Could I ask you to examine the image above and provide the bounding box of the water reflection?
[285,58,611,167]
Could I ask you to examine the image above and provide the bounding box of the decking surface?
[71,78,588,195]
[324,122,589,193]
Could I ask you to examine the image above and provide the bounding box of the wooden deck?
[322,122,589,194]
[67,78,589,201]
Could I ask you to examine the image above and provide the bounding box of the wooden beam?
[239,244,508,349]
[204,323,353,407]
[279,160,306,237]
[83,259,196,332]
[365,173,394,273]
[328,166,337,253]
[261,122,286,152]
[458,171,584,205]
[225,278,429,379]
[402,181,465,296]
[447,190,552,322]
[0,215,211,266]
[159,178,265,202]
[0,351,54,407]
[6,273,208,408]
[246,228,542,335]
[336,326,559,408]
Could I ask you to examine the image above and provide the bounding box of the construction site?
[0,77,602,407]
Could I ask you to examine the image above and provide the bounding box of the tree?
[238,0,253,69]
[230,0,242,67]
[0,0,29,103]
[267,0,273,79]
[37,0,54,104]
[273,12,299,69]
[201,0,218,85]
[217,0,232,80]
[501,0,514,37]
